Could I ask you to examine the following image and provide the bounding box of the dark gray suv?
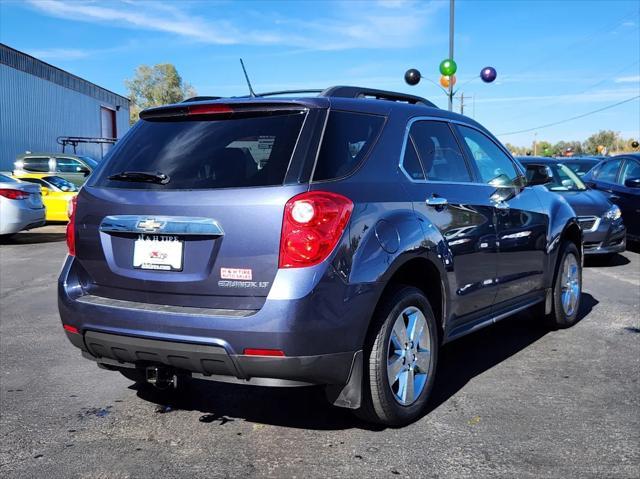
[59,86,582,425]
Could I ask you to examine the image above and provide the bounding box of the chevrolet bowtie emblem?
[136,218,165,232]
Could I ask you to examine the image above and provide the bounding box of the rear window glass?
[312,111,384,182]
[94,112,306,189]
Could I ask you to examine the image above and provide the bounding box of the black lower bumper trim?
[82,331,357,386]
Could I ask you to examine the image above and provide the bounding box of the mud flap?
[325,350,363,409]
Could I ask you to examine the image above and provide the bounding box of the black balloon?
[631,140,639,148]
[480,66,497,83]
[405,68,421,86]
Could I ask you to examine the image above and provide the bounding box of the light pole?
[448,0,454,111]
[404,0,497,114]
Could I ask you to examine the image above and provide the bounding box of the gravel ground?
[1,225,638,478]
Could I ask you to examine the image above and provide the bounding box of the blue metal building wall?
[0,64,130,171]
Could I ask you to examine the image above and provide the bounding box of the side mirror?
[525,164,553,186]
[624,177,640,188]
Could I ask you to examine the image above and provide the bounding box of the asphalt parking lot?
[1,225,639,478]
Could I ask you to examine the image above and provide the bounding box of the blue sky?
[1,0,638,147]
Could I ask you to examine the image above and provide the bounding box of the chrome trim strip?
[76,294,254,317]
[100,215,225,236]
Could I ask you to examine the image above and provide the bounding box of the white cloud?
[26,48,91,60]
[26,0,444,51]
[614,75,640,84]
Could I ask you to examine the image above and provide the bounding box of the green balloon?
[439,59,457,76]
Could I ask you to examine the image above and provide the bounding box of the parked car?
[12,173,78,222]
[0,173,46,237]
[517,157,625,258]
[582,153,640,243]
[560,156,601,177]
[14,153,98,186]
[58,86,582,426]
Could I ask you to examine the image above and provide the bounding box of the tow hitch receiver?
[145,366,178,389]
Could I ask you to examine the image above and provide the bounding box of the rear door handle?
[426,197,448,207]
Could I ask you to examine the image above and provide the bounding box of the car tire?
[547,241,582,329]
[356,286,438,426]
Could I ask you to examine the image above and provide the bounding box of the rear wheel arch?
[370,257,446,344]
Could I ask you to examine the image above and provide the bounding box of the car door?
[54,157,90,186]
[617,157,640,238]
[454,125,549,308]
[400,119,498,323]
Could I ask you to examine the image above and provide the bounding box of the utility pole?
[534,132,538,156]
[448,0,455,112]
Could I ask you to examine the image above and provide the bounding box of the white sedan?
[0,173,46,237]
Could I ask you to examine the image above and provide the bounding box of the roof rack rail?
[320,86,437,107]
[183,86,437,107]
[56,136,117,154]
[255,89,323,97]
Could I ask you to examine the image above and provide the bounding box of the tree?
[582,130,625,155]
[537,140,553,157]
[125,64,196,124]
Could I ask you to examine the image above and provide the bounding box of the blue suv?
[59,86,582,425]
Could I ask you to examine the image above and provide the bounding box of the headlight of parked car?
[603,204,621,221]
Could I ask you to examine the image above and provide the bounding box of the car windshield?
[546,163,587,191]
[0,173,18,183]
[564,160,597,176]
[44,176,79,192]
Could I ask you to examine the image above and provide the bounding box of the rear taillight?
[63,324,79,334]
[279,191,353,269]
[0,189,30,200]
[243,348,285,357]
[66,196,78,256]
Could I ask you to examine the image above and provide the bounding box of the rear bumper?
[72,330,358,386]
[0,205,45,235]
[59,255,381,387]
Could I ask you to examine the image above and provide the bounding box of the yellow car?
[12,173,78,222]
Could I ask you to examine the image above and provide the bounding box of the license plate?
[133,235,183,271]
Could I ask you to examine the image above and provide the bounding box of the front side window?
[312,111,385,181]
[594,159,622,183]
[95,111,306,190]
[621,159,640,183]
[457,125,520,187]
[408,121,471,182]
[56,158,85,173]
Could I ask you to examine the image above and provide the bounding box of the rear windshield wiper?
[107,171,170,185]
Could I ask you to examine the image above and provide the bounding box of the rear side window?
[312,111,384,182]
[20,157,51,172]
[408,121,471,182]
[95,112,306,189]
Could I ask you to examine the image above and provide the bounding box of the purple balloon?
[480,66,497,83]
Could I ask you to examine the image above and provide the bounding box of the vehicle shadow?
[0,232,66,245]
[584,254,630,268]
[134,293,598,431]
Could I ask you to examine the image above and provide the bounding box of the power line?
[496,95,640,136]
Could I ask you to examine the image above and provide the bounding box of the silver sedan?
[0,173,46,237]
